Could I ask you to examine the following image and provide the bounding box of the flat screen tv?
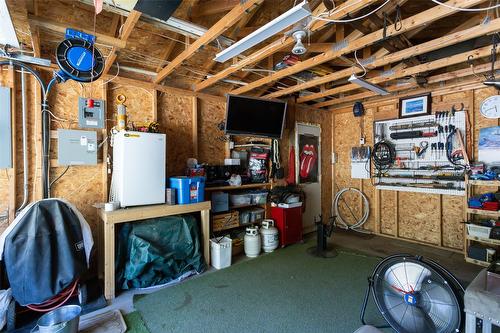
[224,95,287,139]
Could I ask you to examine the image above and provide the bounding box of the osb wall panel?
[108,83,154,126]
[46,78,105,232]
[157,92,194,177]
[397,192,441,245]
[198,98,226,165]
[334,111,362,227]
[442,196,465,249]
[333,86,500,251]
[380,191,396,236]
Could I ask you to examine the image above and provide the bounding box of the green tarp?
[116,215,206,290]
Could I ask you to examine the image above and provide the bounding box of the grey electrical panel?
[0,87,12,168]
[78,97,105,129]
[57,129,97,166]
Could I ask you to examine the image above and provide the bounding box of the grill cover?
[0,199,92,306]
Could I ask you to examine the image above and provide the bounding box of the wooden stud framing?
[102,10,141,76]
[231,0,487,96]
[314,45,494,108]
[193,0,377,92]
[28,15,127,48]
[7,66,16,223]
[192,96,198,158]
[155,0,264,83]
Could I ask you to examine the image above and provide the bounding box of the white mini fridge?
[111,131,166,207]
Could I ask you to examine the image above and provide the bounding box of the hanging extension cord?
[333,187,370,233]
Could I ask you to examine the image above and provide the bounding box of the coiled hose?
[333,187,370,233]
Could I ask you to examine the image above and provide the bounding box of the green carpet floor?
[134,242,389,333]
[124,311,150,333]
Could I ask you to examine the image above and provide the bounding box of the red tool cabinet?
[271,206,303,247]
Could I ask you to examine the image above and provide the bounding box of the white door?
[295,123,321,233]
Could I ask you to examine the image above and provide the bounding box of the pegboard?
[373,111,467,196]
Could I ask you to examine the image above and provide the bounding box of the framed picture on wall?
[399,93,431,118]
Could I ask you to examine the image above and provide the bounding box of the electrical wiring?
[430,0,500,11]
[354,49,367,78]
[312,0,390,23]
[100,61,120,85]
[49,166,70,188]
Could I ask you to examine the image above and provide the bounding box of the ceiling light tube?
[0,0,19,48]
[348,74,389,96]
[214,1,311,63]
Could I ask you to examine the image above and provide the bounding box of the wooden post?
[192,96,198,158]
[151,89,158,122]
[8,66,16,223]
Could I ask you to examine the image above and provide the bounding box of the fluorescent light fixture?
[348,74,389,96]
[214,1,311,63]
[0,0,19,48]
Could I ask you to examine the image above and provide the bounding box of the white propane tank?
[260,219,279,253]
[244,226,261,257]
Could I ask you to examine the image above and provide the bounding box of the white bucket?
[210,237,232,269]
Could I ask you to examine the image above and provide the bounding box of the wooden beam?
[28,14,127,48]
[270,16,500,101]
[315,46,493,108]
[325,60,495,110]
[7,66,16,223]
[102,10,141,76]
[192,96,198,157]
[155,0,264,83]
[191,0,241,18]
[230,0,487,96]
[195,0,262,84]
[194,0,377,92]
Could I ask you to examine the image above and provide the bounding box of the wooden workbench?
[98,201,211,301]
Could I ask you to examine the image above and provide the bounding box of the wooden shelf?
[466,208,500,218]
[466,179,500,186]
[465,256,491,267]
[205,183,272,192]
[466,235,500,246]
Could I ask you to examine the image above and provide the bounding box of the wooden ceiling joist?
[229,0,487,96]
[155,0,264,84]
[102,10,141,76]
[195,0,263,85]
[328,61,498,110]
[28,14,126,49]
[193,0,378,92]
[314,45,494,108]
[281,18,500,103]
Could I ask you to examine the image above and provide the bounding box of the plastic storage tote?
[230,193,251,206]
[240,210,251,225]
[250,208,265,222]
[250,190,268,205]
[210,237,232,269]
[169,176,205,204]
[211,192,229,213]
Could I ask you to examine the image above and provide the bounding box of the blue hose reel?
[55,28,104,83]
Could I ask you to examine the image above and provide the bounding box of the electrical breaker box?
[57,129,97,166]
[0,87,12,168]
[78,97,105,129]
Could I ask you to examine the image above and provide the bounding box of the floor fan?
[360,254,464,333]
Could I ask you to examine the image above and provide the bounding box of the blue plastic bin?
[169,176,205,204]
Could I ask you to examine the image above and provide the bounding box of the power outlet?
[359,136,365,145]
